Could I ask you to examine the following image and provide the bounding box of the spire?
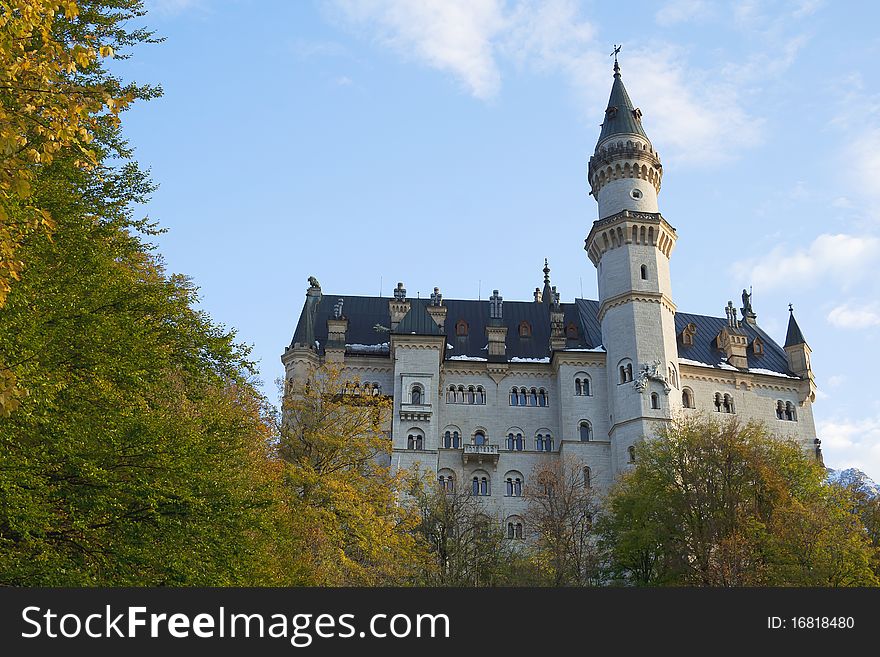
[597,48,648,145]
[784,304,807,347]
[542,258,553,306]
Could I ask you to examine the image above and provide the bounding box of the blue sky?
[122,0,880,477]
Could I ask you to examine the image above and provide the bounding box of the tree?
[278,364,429,585]
[405,467,519,586]
[523,457,601,586]
[0,153,293,584]
[598,415,879,586]
[1,0,159,414]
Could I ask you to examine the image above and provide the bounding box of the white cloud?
[827,303,880,329]
[817,416,880,480]
[827,375,845,387]
[331,0,506,99]
[731,233,880,292]
[655,0,709,26]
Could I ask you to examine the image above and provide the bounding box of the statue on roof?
[308,275,321,290]
[741,288,754,317]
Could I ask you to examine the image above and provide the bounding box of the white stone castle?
[282,59,819,536]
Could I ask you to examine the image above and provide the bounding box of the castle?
[282,58,820,535]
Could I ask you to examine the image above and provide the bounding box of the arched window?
[583,466,592,489]
[681,388,693,408]
[714,392,723,412]
[640,264,648,280]
[753,337,764,355]
[536,433,553,451]
[507,519,524,539]
[776,400,785,420]
[618,359,633,383]
[628,445,636,463]
[444,431,451,448]
[579,421,593,442]
[668,363,678,388]
[477,387,486,404]
[518,321,532,338]
[530,388,539,406]
[575,373,592,396]
[519,388,527,406]
[650,392,660,409]
[446,385,455,403]
[538,389,548,406]
[505,472,523,497]
[456,385,465,403]
[453,431,460,448]
[510,388,518,405]
[723,394,734,414]
[474,431,486,446]
[411,385,423,405]
[438,471,455,493]
[467,386,475,404]
[407,431,423,450]
[785,401,796,421]
[455,320,468,337]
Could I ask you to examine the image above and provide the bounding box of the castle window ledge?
[399,403,431,421]
[462,444,500,467]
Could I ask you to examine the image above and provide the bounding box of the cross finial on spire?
[788,303,794,313]
[611,44,621,76]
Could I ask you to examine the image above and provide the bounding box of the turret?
[784,305,816,403]
[584,52,680,475]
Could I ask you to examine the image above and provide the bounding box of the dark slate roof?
[675,312,795,376]
[784,311,807,348]
[288,293,797,377]
[597,67,648,144]
[395,301,443,336]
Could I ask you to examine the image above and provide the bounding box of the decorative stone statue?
[308,275,321,290]
[333,297,344,319]
[634,359,671,394]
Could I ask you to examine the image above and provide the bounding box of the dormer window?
[566,323,579,339]
[681,323,697,346]
[518,321,532,338]
[455,319,468,337]
[753,337,764,356]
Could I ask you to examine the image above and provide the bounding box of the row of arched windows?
[436,469,527,498]
[445,385,486,404]
[406,432,424,450]
[509,387,549,406]
[680,389,798,422]
[343,381,382,396]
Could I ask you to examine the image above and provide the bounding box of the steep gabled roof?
[395,301,443,336]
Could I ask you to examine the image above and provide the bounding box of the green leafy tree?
[279,364,429,585]
[598,416,878,586]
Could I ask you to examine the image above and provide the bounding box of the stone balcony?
[462,444,500,468]
[399,403,431,422]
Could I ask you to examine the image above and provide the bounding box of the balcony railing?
[462,443,500,467]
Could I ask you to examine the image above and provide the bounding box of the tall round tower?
[584,56,680,475]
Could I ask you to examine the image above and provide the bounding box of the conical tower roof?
[784,305,807,348]
[597,58,648,145]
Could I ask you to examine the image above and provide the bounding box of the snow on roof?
[447,355,488,361]
[509,357,551,363]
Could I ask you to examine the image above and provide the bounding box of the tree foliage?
[598,416,879,586]
[278,365,428,585]
[0,0,294,585]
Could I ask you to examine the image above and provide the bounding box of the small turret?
[784,304,816,403]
